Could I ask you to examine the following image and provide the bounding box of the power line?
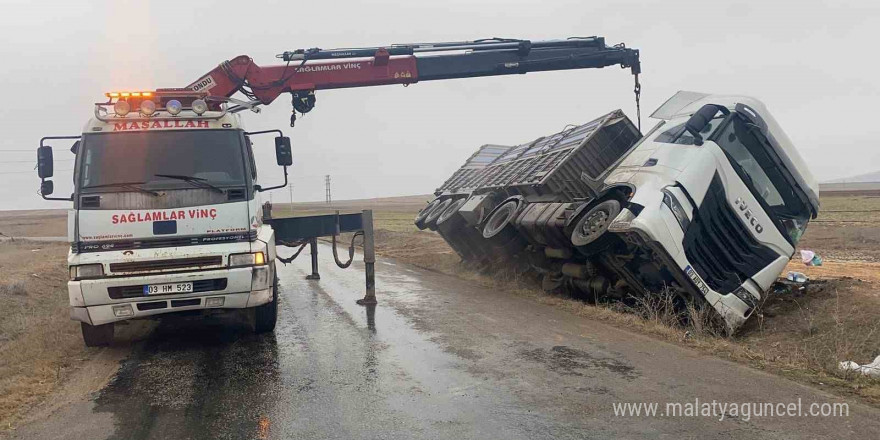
[0,159,73,164]
[0,150,38,152]
[812,220,880,224]
[821,209,880,213]
[0,169,72,175]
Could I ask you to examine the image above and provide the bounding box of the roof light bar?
[104,91,155,99]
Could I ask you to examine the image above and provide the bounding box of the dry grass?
[0,240,88,430]
[301,193,880,405]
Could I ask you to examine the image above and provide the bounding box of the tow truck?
[35,36,642,346]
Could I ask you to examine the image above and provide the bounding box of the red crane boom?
[162,36,641,127]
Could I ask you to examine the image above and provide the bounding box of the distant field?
[4,192,877,261]
[0,210,66,238]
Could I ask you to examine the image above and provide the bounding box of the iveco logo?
[734,197,764,234]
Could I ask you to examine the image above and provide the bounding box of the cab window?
[712,115,811,244]
[244,136,258,180]
[654,117,725,145]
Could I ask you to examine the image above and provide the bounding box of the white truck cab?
[38,92,293,346]
[604,91,819,329]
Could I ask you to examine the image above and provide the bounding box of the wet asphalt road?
[13,243,880,439]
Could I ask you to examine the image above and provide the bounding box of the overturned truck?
[416,92,820,332]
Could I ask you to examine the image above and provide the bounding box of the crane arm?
[175,37,640,115]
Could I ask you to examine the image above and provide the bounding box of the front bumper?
[68,265,274,326]
[619,225,754,333]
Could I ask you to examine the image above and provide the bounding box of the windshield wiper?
[82,181,160,197]
[154,174,226,194]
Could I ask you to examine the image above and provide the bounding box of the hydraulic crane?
[170,36,642,128]
[38,35,645,344]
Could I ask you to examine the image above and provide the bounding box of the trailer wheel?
[482,199,520,239]
[81,322,114,347]
[424,198,453,231]
[255,275,279,334]
[414,199,442,230]
[570,199,621,250]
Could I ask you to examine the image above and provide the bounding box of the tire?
[254,275,278,334]
[81,322,114,347]
[414,199,442,230]
[570,199,621,253]
[424,198,453,231]
[482,200,521,239]
[481,199,529,259]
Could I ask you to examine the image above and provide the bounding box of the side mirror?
[684,104,729,146]
[37,146,54,178]
[70,140,80,155]
[40,180,54,196]
[275,136,293,166]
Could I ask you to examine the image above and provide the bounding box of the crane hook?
[290,90,317,127]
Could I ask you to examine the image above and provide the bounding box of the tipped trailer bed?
[416,110,642,265]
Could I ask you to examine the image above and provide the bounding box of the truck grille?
[109,256,223,274]
[72,230,257,253]
[682,174,778,294]
[108,278,228,299]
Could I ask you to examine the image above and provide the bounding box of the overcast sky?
[2,0,878,210]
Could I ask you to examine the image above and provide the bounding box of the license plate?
[143,282,193,295]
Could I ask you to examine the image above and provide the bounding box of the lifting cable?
[633,73,642,132]
[332,231,364,269]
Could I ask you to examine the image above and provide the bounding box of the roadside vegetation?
[0,240,83,430]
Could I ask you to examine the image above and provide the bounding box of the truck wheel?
[254,275,279,334]
[570,199,621,251]
[81,322,114,347]
[424,198,453,231]
[414,198,442,230]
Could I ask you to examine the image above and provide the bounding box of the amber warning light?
[105,91,153,98]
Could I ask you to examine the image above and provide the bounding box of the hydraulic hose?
[276,240,309,265]
[332,231,364,269]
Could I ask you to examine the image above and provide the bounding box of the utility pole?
[288,181,294,210]
[325,175,332,204]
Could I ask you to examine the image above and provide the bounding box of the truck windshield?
[713,115,811,245]
[654,116,725,145]
[79,130,246,191]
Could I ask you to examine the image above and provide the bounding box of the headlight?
[166,99,182,115]
[69,264,104,280]
[113,100,130,116]
[662,188,691,232]
[191,99,208,115]
[140,99,156,116]
[229,251,266,267]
